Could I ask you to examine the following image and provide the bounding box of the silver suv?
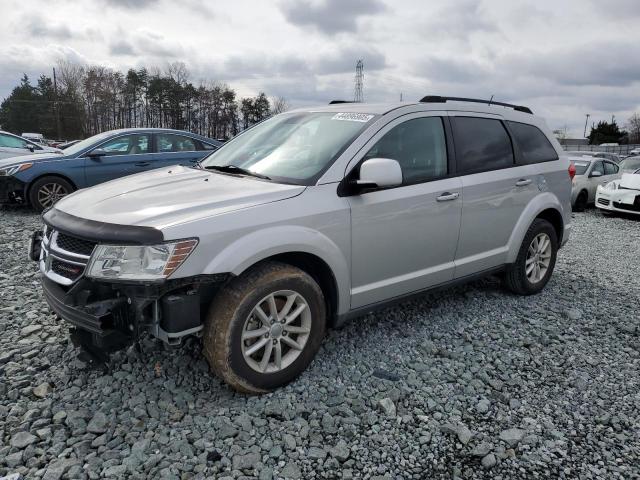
[30,96,572,393]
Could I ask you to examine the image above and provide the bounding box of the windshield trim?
[200,111,379,186]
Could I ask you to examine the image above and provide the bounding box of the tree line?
[0,61,289,141]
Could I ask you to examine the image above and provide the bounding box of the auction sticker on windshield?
[332,113,375,122]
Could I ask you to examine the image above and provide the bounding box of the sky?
[1,0,639,136]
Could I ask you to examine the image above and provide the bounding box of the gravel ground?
[1,207,639,480]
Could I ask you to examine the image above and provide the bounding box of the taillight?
[568,163,576,180]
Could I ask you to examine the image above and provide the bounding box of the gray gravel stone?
[378,397,396,417]
[10,431,38,449]
[499,428,526,447]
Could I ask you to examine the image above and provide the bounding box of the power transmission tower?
[354,60,364,102]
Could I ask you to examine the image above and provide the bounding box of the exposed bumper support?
[40,273,229,351]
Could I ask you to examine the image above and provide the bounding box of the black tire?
[504,218,558,296]
[573,191,588,212]
[28,176,74,213]
[203,261,326,394]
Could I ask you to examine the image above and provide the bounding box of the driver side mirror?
[88,148,107,158]
[590,170,602,178]
[24,144,35,152]
[356,158,403,189]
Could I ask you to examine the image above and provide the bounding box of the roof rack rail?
[419,95,533,114]
[329,100,356,105]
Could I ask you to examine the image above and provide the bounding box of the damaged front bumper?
[40,273,229,350]
[33,229,229,352]
[0,175,27,204]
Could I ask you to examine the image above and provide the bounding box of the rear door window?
[452,117,515,174]
[507,121,559,164]
[157,134,197,153]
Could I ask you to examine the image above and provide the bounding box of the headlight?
[604,181,618,190]
[0,163,33,176]
[87,239,198,281]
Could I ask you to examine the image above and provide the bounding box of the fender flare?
[506,193,565,263]
[204,226,351,314]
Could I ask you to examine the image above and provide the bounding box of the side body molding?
[203,226,351,315]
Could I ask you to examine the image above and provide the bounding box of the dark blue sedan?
[0,128,221,211]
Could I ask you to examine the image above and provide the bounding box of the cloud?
[279,0,386,34]
[108,29,184,58]
[23,16,74,40]
[0,44,88,100]
[425,0,497,43]
[103,0,159,8]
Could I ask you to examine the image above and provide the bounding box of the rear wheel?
[29,176,74,212]
[504,218,558,295]
[573,191,588,212]
[203,262,326,393]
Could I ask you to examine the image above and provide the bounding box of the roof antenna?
[488,95,494,106]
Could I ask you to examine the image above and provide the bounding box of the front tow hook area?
[28,230,43,262]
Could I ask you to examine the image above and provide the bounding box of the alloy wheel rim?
[38,183,68,208]
[525,233,552,283]
[241,290,312,373]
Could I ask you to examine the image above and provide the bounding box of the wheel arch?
[26,173,77,205]
[199,226,351,318]
[506,193,566,263]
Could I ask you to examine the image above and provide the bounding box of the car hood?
[54,165,306,229]
[619,173,640,191]
[0,151,65,168]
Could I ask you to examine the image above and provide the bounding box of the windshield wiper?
[203,164,271,180]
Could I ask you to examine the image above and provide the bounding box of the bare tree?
[626,113,640,144]
[270,96,290,115]
[166,61,189,85]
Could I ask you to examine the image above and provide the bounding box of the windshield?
[200,112,376,185]
[572,160,591,175]
[621,157,640,170]
[63,131,117,156]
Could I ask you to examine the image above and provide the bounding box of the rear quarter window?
[507,121,559,165]
[452,117,515,174]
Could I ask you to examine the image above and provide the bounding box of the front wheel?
[28,176,74,212]
[203,262,326,393]
[504,218,558,295]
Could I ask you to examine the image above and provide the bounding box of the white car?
[0,130,62,160]
[570,156,621,211]
[596,170,640,216]
[619,156,640,173]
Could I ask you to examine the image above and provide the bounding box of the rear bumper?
[0,176,27,204]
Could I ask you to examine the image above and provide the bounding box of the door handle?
[135,161,151,167]
[436,192,460,202]
[515,179,532,187]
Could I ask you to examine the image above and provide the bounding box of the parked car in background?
[0,128,221,211]
[0,130,62,160]
[22,133,47,145]
[619,156,640,173]
[57,140,81,150]
[565,151,621,164]
[595,170,640,216]
[628,148,640,156]
[570,156,621,211]
[29,96,572,392]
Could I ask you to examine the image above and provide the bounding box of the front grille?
[613,201,640,212]
[597,198,610,206]
[41,229,95,285]
[51,258,84,281]
[56,232,96,256]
